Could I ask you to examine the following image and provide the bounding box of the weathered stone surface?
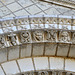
[50,57,64,70]
[57,44,69,56]
[0,15,75,49]
[45,43,57,56]
[8,46,19,60]
[33,43,44,56]
[0,66,5,75]
[43,0,75,9]
[0,48,7,63]
[2,61,20,75]
[34,57,49,70]
[0,57,75,74]
[69,45,75,58]
[17,58,34,72]
[65,59,75,72]
[20,44,32,57]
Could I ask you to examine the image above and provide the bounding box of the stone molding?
[1,56,75,75]
[41,0,75,9]
[16,70,74,75]
[0,15,75,48]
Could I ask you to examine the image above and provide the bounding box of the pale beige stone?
[65,59,75,72]
[0,48,7,63]
[34,57,49,70]
[2,61,20,75]
[50,57,64,70]
[8,46,19,60]
[21,44,31,57]
[17,58,34,72]
[33,43,44,56]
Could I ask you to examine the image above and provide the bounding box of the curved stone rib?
[1,56,75,75]
[0,15,75,49]
[40,0,75,9]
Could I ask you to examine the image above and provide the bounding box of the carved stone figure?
[7,33,18,46]
[59,31,70,42]
[33,31,43,41]
[39,72,48,75]
[72,32,75,43]
[21,31,31,43]
[39,72,45,75]
[0,36,6,48]
[46,30,57,41]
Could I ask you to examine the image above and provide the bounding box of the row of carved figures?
[15,71,74,75]
[0,29,75,48]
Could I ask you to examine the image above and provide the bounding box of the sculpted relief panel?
[20,31,31,43]
[0,30,75,48]
[0,35,6,48]
[6,33,19,46]
[59,31,70,43]
[17,71,74,75]
[45,30,57,42]
[0,29,75,48]
[33,31,44,42]
[0,15,75,48]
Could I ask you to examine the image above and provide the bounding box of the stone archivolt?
[41,0,75,9]
[0,29,75,48]
[0,15,75,48]
[16,71,74,75]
